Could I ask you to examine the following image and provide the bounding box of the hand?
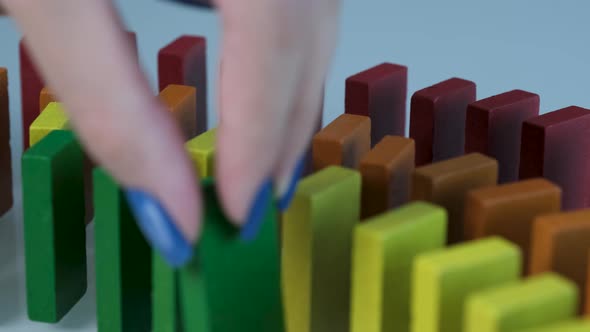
[1,0,341,266]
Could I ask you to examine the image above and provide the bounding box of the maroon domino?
[520,106,590,210]
[345,63,407,146]
[19,40,44,150]
[465,90,540,183]
[410,77,476,166]
[158,36,207,136]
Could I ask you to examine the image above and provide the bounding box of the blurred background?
[0,0,589,330]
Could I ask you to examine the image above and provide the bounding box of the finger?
[2,0,200,266]
[214,0,308,239]
[275,0,342,211]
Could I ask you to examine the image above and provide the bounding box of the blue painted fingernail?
[240,179,274,241]
[125,189,193,268]
[278,156,306,212]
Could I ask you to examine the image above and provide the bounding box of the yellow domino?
[282,166,361,332]
[29,102,69,147]
[185,128,216,177]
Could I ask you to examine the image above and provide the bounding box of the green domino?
[178,177,284,332]
[93,168,152,332]
[282,166,361,332]
[350,202,447,332]
[22,130,86,322]
[520,320,590,332]
[153,253,183,332]
[412,237,522,332]
[465,273,578,332]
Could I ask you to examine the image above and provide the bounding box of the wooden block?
[359,135,415,219]
[520,320,590,332]
[345,63,407,145]
[94,168,152,332]
[520,106,590,210]
[185,128,216,177]
[351,202,447,332]
[159,35,207,135]
[465,273,578,332]
[412,153,498,243]
[29,102,69,147]
[465,178,561,270]
[20,39,45,150]
[312,114,371,171]
[39,87,57,112]
[159,84,197,140]
[412,237,521,332]
[22,130,86,322]
[179,178,283,332]
[410,77,476,166]
[466,90,540,183]
[282,166,361,332]
[529,209,590,313]
[0,68,12,216]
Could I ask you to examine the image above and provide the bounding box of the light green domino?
[282,166,361,332]
[520,320,590,332]
[185,128,216,177]
[351,202,447,332]
[29,102,69,147]
[412,237,522,332]
[465,273,578,332]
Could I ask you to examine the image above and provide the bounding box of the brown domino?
[312,114,371,171]
[410,77,476,166]
[529,209,590,313]
[345,63,407,146]
[411,153,498,244]
[159,85,197,140]
[520,106,590,210]
[465,178,561,271]
[359,135,415,219]
[465,90,540,183]
[39,87,57,112]
[0,68,12,216]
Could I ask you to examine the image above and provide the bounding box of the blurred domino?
[185,128,216,177]
[19,39,45,150]
[159,84,197,140]
[0,68,12,216]
[520,320,590,332]
[29,102,69,147]
[39,87,57,112]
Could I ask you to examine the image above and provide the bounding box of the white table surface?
[1,0,589,330]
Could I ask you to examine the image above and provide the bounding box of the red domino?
[520,106,590,210]
[158,36,207,136]
[465,90,539,183]
[19,40,44,150]
[410,77,476,166]
[345,63,407,145]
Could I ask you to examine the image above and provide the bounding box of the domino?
[22,130,87,322]
[282,166,361,332]
[312,114,371,171]
[178,178,283,332]
[159,84,197,140]
[519,106,590,210]
[359,135,414,219]
[410,77,476,166]
[465,273,578,332]
[185,128,216,177]
[19,39,45,150]
[350,202,447,332]
[412,237,521,332]
[464,178,561,271]
[520,320,590,332]
[39,87,57,112]
[0,68,12,216]
[159,35,208,135]
[529,209,590,313]
[345,63,408,144]
[94,168,152,332]
[465,90,540,183]
[412,153,498,243]
[29,102,69,147]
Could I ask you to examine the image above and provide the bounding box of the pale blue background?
[0,0,589,330]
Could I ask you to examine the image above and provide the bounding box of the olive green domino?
[94,168,152,332]
[22,130,86,323]
[412,237,522,332]
[519,320,590,332]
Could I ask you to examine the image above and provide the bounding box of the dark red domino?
[345,63,407,146]
[520,106,590,210]
[466,90,539,183]
[410,78,476,166]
